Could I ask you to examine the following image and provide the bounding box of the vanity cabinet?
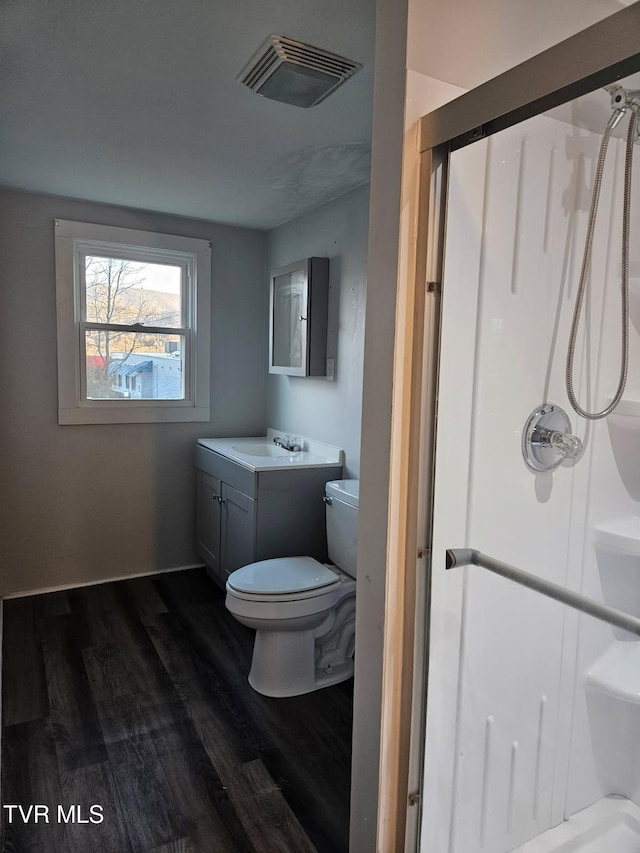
[269,257,329,376]
[196,473,256,584]
[196,471,223,579]
[195,443,342,589]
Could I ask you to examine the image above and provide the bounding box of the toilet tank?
[325,479,359,578]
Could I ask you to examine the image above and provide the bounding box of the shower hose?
[566,105,638,420]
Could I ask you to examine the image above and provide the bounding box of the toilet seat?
[227,556,343,602]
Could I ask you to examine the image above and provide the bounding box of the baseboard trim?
[0,563,206,601]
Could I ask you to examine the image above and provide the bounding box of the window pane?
[85,331,185,400]
[84,256,183,328]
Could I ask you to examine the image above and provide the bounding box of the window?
[55,220,211,424]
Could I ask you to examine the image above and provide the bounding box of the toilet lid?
[227,556,340,595]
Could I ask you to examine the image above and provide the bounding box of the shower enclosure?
[381,6,640,852]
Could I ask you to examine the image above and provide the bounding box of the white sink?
[232,442,292,457]
[197,431,344,472]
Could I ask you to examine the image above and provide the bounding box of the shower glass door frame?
[379,6,640,851]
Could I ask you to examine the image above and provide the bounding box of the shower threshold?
[512,796,640,852]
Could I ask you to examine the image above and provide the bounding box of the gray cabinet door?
[196,471,222,580]
[220,482,257,580]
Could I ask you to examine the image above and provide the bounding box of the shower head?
[605,83,640,111]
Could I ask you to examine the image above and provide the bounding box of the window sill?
[58,405,211,425]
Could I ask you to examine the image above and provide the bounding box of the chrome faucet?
[273,434,302,452]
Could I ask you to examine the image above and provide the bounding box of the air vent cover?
[238,35,362,108]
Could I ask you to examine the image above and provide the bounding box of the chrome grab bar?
[446,548,640,638]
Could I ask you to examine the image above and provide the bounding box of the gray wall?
[265,184,370,478]
[0,188,267,597]
[350,0,408,848]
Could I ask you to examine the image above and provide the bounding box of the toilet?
[225,479,358,697]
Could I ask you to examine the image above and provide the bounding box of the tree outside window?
[84,256,182,399]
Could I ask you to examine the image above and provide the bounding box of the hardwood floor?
[1,569,353,852]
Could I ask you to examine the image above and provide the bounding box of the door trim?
[376,125,447,851]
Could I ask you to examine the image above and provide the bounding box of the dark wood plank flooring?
[1,569,353,852]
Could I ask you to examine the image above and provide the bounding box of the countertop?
[197,430,344,472]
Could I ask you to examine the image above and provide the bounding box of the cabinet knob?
[299,315,307,321]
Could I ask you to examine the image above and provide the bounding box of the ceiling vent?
[238,35,362,108]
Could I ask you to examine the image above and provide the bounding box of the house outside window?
[55,220,211,424]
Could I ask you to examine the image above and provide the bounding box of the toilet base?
[248,626,354,698]
[247,594,356,697]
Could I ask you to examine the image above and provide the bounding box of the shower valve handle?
[533,427,583,460]
[523,405,582,473]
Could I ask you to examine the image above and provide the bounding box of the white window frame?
[55,219,211,424]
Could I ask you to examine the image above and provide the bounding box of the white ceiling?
[0,0,376,230]
[407,0,632,90]
[407,0,640,142]
[2,0,635,231]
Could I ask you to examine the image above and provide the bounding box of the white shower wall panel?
[421,112,619,853]
[565,136,640,817]
[452,115,603,853]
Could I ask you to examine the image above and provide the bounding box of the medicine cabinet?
[269,257,329,376]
